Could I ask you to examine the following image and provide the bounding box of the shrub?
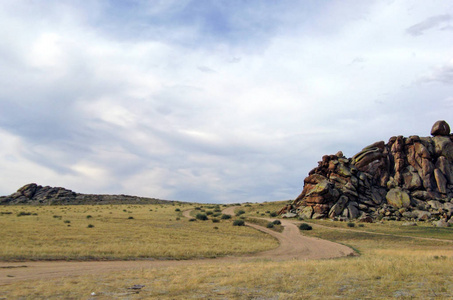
[128,216,134,219]
[347,222,355,228]
[17,212,32,217]
[194,207,201,210]
[1,212,12,215]
[273,220,281,225]
[196,213,208,221]
[86,215,92,219]
[175,208,181,212]
[266,222,274,228]
[299,223,312,231]
[63,220,71,224]
[233,220,245,226]
[269,212,277,217]
[87,224,94,228]
[221,214,232,220]
[188,218,196,222]
[236,210,245,216]
[358,224,364,227]
[211,218,220,223]
[206,211,213,215]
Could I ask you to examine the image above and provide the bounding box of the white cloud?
[406,14,452,36]
[0,1,452,202]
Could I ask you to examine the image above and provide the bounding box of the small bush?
[266,222,274,228]
[87,224,94,228]
[53,215,62,219]
[211,218,220,223]
[196,213,208,221]
[86,215,92,219]
[63,220,71,224]
[194,207,201,210]
[1,212,13,215]
[273,220,281,225]
[175,208,181,212]
[358,224,364,227]
[17,211,31,217]
[188,218,196,222]
[299,223,312,231]
[269,212,277,217]
[233,220,245,226]
[347,222,355,227]
[17,211,32,217]
[128,216,134,219]
[236,210,245,216]
[206,211,213,215]
[221,214,232,220]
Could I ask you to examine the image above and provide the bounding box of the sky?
[0,0,452,203]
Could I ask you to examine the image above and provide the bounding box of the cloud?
[197,66,216,73]
[0,1,452,203]
[406,14,452,36]
[416,60,453,84]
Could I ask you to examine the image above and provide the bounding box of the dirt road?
[221,206,355,260]
[0,206,355,286]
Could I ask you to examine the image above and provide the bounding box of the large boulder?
[386,188,411,208]
[431,120,450,136]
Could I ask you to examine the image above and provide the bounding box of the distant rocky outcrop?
[279,120,453,224]
[0,183,174,205]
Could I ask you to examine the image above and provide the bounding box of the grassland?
[1,201,453,299]
[0,204,277,261]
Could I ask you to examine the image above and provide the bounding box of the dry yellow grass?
[2,249,452,299]
[2,203,453,299]
[0,204,277,261]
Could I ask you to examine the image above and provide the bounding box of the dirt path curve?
[221,206,355,261]
[0,207,355,286]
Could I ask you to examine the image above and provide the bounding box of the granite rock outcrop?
[279,120,453,223]
[0,183,172,205]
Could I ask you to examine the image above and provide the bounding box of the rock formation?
[279,120,453,223]
[0,183,173,205]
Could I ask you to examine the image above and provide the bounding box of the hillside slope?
[0,183,173,205]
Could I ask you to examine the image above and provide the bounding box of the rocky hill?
[279,120,453,225]
[0,183,175,205]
